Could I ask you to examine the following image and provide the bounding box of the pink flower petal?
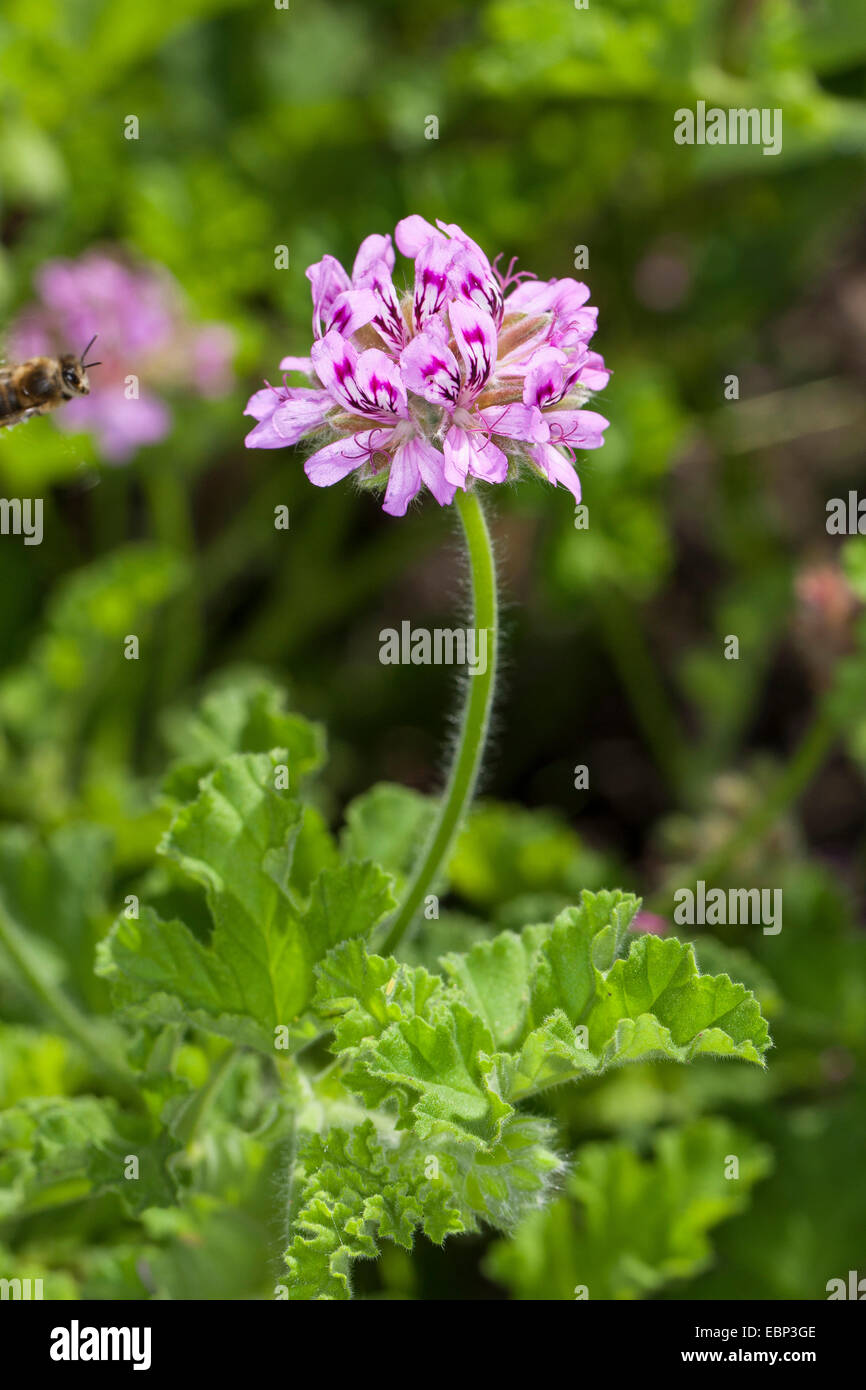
[245,415,292,448]
[394,215,441,258]
[400,321,460,407]
[544,408,609,448]
[445,425,507,486]
[577,350,611,392]
[352,233,395,281]
[306,254,352,338]
[272,388,334,444]
[326,287,379,338]
[305,429,391,486]
[383,439,423,516]
[410,434,458,506]
[529,443,582,501]
[449,300,496,398]
[476,402,549,444]
[244,385,282,422]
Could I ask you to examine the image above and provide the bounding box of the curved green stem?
[173,1046,236,1146]
[0,904,142,1107]
[381,489,498,955]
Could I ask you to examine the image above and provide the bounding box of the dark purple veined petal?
[454,249,504,326]
[306,254,352,338]
[449,300,496,399]
[413,238,457,328]
[326,287,379,338]
[356,258,407,353]
[522,345,589,409]
[354,347,409,418]
[311,331,407,420]
[522,347,569,409]
[400,321,461,406]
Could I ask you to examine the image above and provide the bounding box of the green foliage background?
[0,0,864,1300]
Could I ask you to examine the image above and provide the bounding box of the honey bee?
[0,335,101,429]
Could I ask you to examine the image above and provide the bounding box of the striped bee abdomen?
[0,376,22,419]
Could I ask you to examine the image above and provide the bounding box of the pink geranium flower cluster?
[11,250,234,462]
[245,216,610,516]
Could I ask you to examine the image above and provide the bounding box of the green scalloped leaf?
[315,890,770,1141]
[589,934,771,1066]
[489,1010,597,1101]
[0,1095,176,1219]
[98,753,394,1050]
[342,1004,511,1148]
[314,937,443,1048]
[340,783,435,888]
[162,673,325,802]
[286,1114,562,1300]
[316,941,512,1147]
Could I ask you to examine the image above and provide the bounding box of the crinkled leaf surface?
[286,1114,561,1301]
[295,889,771,1293]
[98,752,394,1050]
[0,1095,176,1218]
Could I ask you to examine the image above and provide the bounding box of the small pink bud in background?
[629,911,668,937]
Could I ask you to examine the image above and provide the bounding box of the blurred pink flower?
[628,911,669,937]
[10,249,234,463]
[245,216,609,516]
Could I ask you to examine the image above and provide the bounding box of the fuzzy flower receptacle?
[245,216,610,516]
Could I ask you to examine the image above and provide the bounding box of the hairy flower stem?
[382,489,498,954]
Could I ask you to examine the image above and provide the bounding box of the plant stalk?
[381,488,498,954]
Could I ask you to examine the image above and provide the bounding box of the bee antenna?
[80,334,100,368]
